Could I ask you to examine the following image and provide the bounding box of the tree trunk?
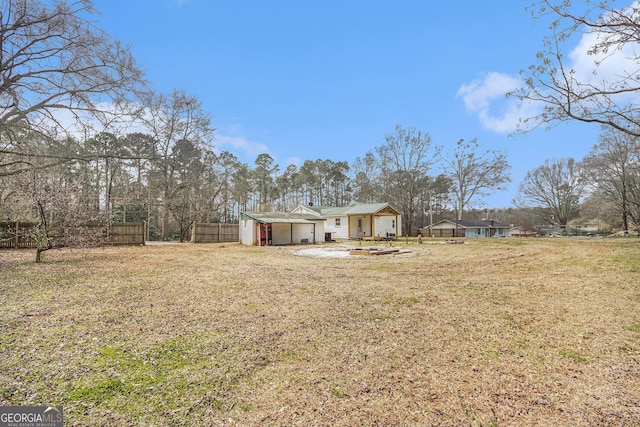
[622,201,629,233]
[162,202,170,241]
[36,247,46,263]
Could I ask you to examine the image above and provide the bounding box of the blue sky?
[92,0,615,208]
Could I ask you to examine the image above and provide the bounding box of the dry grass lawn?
[1,238,639,426]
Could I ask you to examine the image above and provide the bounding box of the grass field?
[1,238,639,426]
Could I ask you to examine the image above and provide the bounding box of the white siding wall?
[373,216,398,238]
[292,223,319,243]
[324,215,348,239]
[239,219,256,245]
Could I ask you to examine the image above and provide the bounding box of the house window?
[335,218,341,227]
[392,219,395,228]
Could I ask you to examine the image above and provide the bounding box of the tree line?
[0,115,511,242]
[1,0,639,261]
[517,127,640,232]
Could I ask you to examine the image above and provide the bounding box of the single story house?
[239,212,325,246]
[509,226,536,237]
[293,202,402,240]
[421,219,509,238]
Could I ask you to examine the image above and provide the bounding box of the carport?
[239,212,325,246]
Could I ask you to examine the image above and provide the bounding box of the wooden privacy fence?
[107,222,146,245]
[191,223,239,243]
[0,221,38,249]
[0,221,146,249]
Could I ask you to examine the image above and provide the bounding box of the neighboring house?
[239,212,325,246]
[293,202,402,240]
[509,226,536,238]
[566,223,600,236]
[422,219,509,238]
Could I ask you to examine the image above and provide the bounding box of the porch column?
[371,216,376,239]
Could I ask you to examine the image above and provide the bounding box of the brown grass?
[1,238,639,426]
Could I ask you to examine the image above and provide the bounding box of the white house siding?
[291,203,401,240]
[323,216,348,239]
[239,219,256,245]
[374,215,398,238]
[293,222,320,244]
[291,205,334,240]
[462,227,509,238]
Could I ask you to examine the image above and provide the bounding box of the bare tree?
[582,126,640,232]
[419,173,453,229]
[0,0,144,160]
[0,0,147,254]
[516,0,640,136]
[13,146,105,262]
[375,125,441,235]
[352,151,380,204]
[517,157,584,226]
[445,139,511,220]
[142,89,214,240]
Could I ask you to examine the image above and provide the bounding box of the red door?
[257,223,272,246]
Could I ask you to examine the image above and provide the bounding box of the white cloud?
[284,156,303,167]
[459,2,640,133]
[457,72,520,112]
[47,102,148,139]
[568,30,640,97]
[457,72,539,133]
[50,104,271,163]
[214,133,269,160]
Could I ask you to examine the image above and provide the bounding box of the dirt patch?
[294,244,415,258]
[293,245,353,258]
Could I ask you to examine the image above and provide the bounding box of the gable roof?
[308,202,400,217]
[241,212,325,224]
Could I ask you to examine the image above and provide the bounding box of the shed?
[239,212,325,246]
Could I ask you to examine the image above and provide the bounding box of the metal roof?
[313,202,400,216]
[344,202,394,215]
[241,212,325,224]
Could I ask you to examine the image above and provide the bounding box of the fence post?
[15,221,19,249]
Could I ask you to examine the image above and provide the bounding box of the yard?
[1,238,639,426]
